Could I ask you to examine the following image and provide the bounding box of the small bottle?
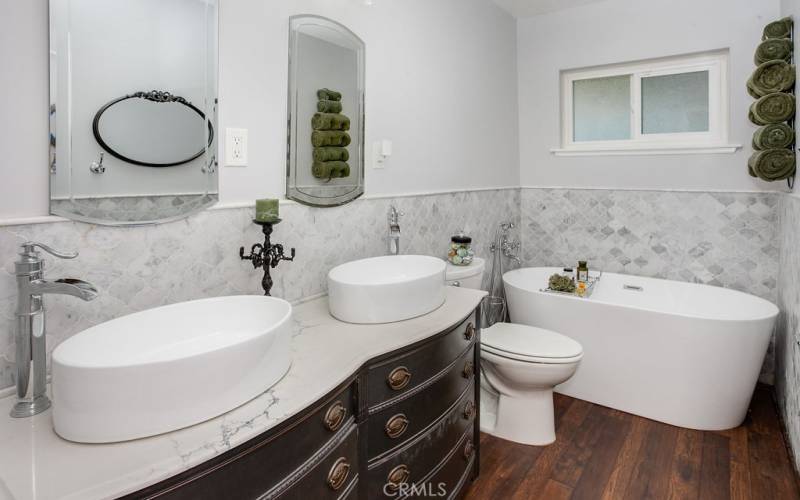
[576,281,587,298]
[576,261,589,283]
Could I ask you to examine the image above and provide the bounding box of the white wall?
[0,0,520,220]
[517,0,782,190]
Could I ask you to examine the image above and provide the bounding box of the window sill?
[550,144,742,157]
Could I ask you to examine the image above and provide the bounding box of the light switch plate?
[225,128,248,167]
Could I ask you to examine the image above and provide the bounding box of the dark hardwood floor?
[466,386,800,500]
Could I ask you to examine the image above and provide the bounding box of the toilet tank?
[445,257,486,290]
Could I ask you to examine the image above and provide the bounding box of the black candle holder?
[239,219,296,296]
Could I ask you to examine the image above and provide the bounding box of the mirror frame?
[92,90,215,168]
[286,15,366,207]
[48,0,219,226]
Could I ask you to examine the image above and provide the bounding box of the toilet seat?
[482,323,583,365]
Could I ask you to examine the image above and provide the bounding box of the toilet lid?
[445,257,485,281]
[482,323,582,361]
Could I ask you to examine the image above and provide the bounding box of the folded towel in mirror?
[753,123,795,150]
[748,60,796,97]
[763,17,793,40]
[312,131,352,147]
[317,88,342,101]
[749,92,796,125]
[313,147,349,162]
[317,100,343,113]
[312,161,350,179]
[755,38,793,64]
[748,149,796,181]
[312,113,351,131]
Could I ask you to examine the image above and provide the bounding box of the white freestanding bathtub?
[503,267,779,431]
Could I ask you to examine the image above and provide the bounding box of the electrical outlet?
[225,128,248,166]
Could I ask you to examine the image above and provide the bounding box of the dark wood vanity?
[123,309,480,500]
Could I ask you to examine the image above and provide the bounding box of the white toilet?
[445,258,583,446]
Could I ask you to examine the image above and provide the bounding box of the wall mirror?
[49,0,219,225]
[287,16,365,207]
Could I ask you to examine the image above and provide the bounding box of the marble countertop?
[0,288,485,500]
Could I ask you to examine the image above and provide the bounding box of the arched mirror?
[287,15,365,207]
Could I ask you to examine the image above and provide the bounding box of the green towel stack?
[311,88,352,180]
[747,17,796,183]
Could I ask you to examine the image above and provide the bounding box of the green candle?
[255,198,280,222]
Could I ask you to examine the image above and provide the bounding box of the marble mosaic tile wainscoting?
[0,188,520,391]
[519,188,780,382]
[777,193,800,470]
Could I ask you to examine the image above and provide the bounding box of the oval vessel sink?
[52,296,292,443]
[328,255,446,324]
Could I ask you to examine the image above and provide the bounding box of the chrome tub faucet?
[388,205,404,255]
[491,222,522,266]
[11,242,98,418]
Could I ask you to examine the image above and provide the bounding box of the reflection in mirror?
[287,16,365,207]
[49,0,218,225]
[92,91,214,168]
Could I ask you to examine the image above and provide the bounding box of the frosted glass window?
[641,71,709,134]
[573,75,631,141]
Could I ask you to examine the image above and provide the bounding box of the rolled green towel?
[753,124,795,150]
[311,130,352,147]
[763,17,793,40]
[311,113,351,131]
[312,161,350,179]
[749,92,796,125]
[317,100,343,113]
[755,38,793,65]
[313,147,350,162]
[317,88,342,101]
[312,161,333,179]
[748,60,796,97]
[748,149,796,181]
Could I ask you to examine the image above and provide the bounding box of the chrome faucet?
[387,205,404,255]
[491,222,522,266]
[11,242,98,418]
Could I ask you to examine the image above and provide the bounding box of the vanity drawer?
[367,346,476,460]
[137,382,356,499]
[367,314,476,408]
[273,424,359,500]
[366,389,475,499]
[420,430,476,500]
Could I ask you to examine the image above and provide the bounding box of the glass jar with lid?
[448,231,474,266]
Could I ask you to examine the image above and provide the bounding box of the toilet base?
[482,388,556,446]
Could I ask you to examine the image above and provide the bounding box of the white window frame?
[553,50,741,156]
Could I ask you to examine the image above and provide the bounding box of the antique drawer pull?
[462,361,475,379]
[327,457,351,491]
[386,464,411,493]
[385,413,410,439]
[464,322,475,341]
[387,366,412,391]
[463,401,475,420]
[323,400,346,432]
[463,439,474,460]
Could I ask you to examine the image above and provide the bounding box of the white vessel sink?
[51,296,292,443]
[328,255,446,324]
